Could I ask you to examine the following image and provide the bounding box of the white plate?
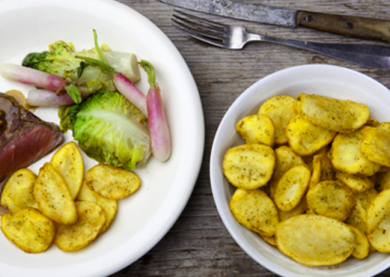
[0,0,204,276]
[210,64,390,277]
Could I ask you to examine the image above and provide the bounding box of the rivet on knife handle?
[297,11,390,42]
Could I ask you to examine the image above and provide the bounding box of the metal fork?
[172,10,390,70]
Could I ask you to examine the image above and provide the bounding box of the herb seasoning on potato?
[223,93,390,267]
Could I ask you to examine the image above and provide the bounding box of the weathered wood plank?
[113,1,390,276]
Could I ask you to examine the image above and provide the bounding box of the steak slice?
[0,92,64,182]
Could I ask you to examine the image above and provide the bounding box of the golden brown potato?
[1,168,38,212]
[269,146,305,198]
[276,214,356,266]
[85,164,141,199]
[346,188,378,235]
[306,180,355,221]
[331,127,381,176]
[296,93,369,133]
[258,95,297,144]
[51,141,84,199]
[223,144,275,190]
[303,145,330,174]
[261,234,277,246]
[309,155,321,190]
[348,225,369,259]
[367,189,390,252]
[34,163,77,225]
[376,171,390,192]
[285,115,337,156]
[1,207,55,253]
[274,165,311,212]
[55,201,106,252]
[278,197,307,222]
[77,182,117,233]
[336,171,375,193]
[317,154,335,182]
[378,122,390,132]
[378,166,390,173]
[309,154,335,190]
[229,188,279,237]
[236,114,275,147]
[366,118,380,127]
[361,127,390,168]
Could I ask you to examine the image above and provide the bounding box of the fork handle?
[247,33,390,69]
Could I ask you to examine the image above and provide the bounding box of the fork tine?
[172,17,224,41]
[172,20,227,48]
[174,9,227,30]
[173,14,225,36]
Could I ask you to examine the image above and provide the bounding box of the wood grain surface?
[112,0,390,276]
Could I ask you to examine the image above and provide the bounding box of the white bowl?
[210,64,390,277]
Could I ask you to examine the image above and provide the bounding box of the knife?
[158,0,390,42]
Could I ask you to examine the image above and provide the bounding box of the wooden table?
[112,1,390,276]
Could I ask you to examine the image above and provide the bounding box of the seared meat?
[0,93,63,181]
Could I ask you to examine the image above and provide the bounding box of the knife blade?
[158,0,390,42]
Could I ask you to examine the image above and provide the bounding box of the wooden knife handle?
[297,11,390,42]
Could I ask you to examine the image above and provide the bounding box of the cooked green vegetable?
[22,39,140,93]
[59,90,151,169]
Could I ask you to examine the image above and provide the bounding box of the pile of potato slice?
[223,93,390,266]
[0,142,140,253]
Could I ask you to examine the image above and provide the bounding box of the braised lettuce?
[59,90,151,169]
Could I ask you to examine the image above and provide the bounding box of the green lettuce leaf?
[59,90,151,169]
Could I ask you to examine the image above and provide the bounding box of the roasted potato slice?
[85,164,141,199]
[269,146,304,198]
[366,189,390,252]
[285,115,337,156]
[346,188,378,235]
[296,93,369,133]
[258,95,297,144]
[55,201,106,251]
[376,171,390,192]
[276,214,356,266]
[309,156,321,190]
[361,127,390,167]
[366,118,380,127]
[77,182,117,233]
[379,166,390,173]
[229,188,279,237]
[1,168,38,212]
[278,197,307,222]
[50,141,84,199]
[331,127,381,176]
[274,165,311,212]
[317,154,335,181]
[1,208,55,253]
[348,225,369,259]
[34,163,77,225]
[336,171,375,193]
[236,114,275,147]
[302,145,330,173]
[261,234,276,246]
[378,122,390,132]
[309,154,336,190]
[223,144,275,189]
[305,205,317,215]
[306,180,355,221]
